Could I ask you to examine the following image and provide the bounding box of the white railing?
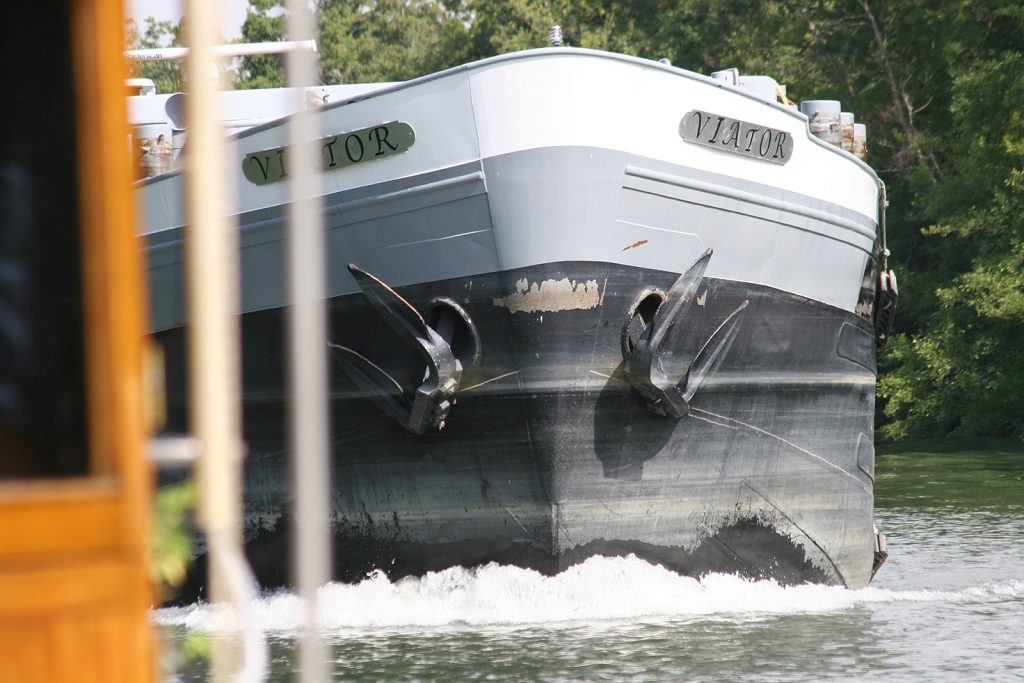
[150,12,331,680]
[125,39,317,63]
[180,5,272,682]
[283,0,332,681]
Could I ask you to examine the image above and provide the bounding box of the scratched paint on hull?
[493,277,604,314]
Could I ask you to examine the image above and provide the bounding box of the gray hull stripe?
[146,150,872,251]
[145,164,486,254]
[229,170,486,237]
[622,153,876,229]
[625,165,877,241]
[146,147,874,327]
[324,171,486,226]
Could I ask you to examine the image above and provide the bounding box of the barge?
[134,46,894,592]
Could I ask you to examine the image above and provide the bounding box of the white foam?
[154,555,1024,634]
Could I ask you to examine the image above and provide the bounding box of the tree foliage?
[238,0,287,89]
[125,17,186,94]
[878,42,1024,439]
[234,0,1024,440]
[238,0,474,87]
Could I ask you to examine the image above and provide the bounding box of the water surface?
[159,442,1024,681]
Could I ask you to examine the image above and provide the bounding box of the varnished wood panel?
[0,0,155,679]
[0,608,153,682]
[0,556,143,616]
[0,481,121,562]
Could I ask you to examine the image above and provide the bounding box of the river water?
[157,442,1024,681]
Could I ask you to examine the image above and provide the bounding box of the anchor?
[329,264,468,434]
[622,248,748,417]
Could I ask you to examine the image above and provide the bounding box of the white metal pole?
[182,1,266,680]
[126,40,317,63]
[284,0,332,681]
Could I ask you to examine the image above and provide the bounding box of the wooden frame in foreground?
[0,0,155,679]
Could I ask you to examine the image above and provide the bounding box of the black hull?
[160,261,878,600]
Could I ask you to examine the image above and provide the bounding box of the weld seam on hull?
[690,407,867,488]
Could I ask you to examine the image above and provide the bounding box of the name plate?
[679,110,792,164]
[242,121,415,186]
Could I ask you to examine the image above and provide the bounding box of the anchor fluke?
[328,343,413,426]
[330,264,467,434]
[622,249,748,417]
[646,248,712,351]
[681,299,749,404]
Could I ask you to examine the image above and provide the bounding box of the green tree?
[319,0,472,83]
[878,46,1024,439]
[125,17,186,94]
[238,0,287,89]
[238,0,472,88]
